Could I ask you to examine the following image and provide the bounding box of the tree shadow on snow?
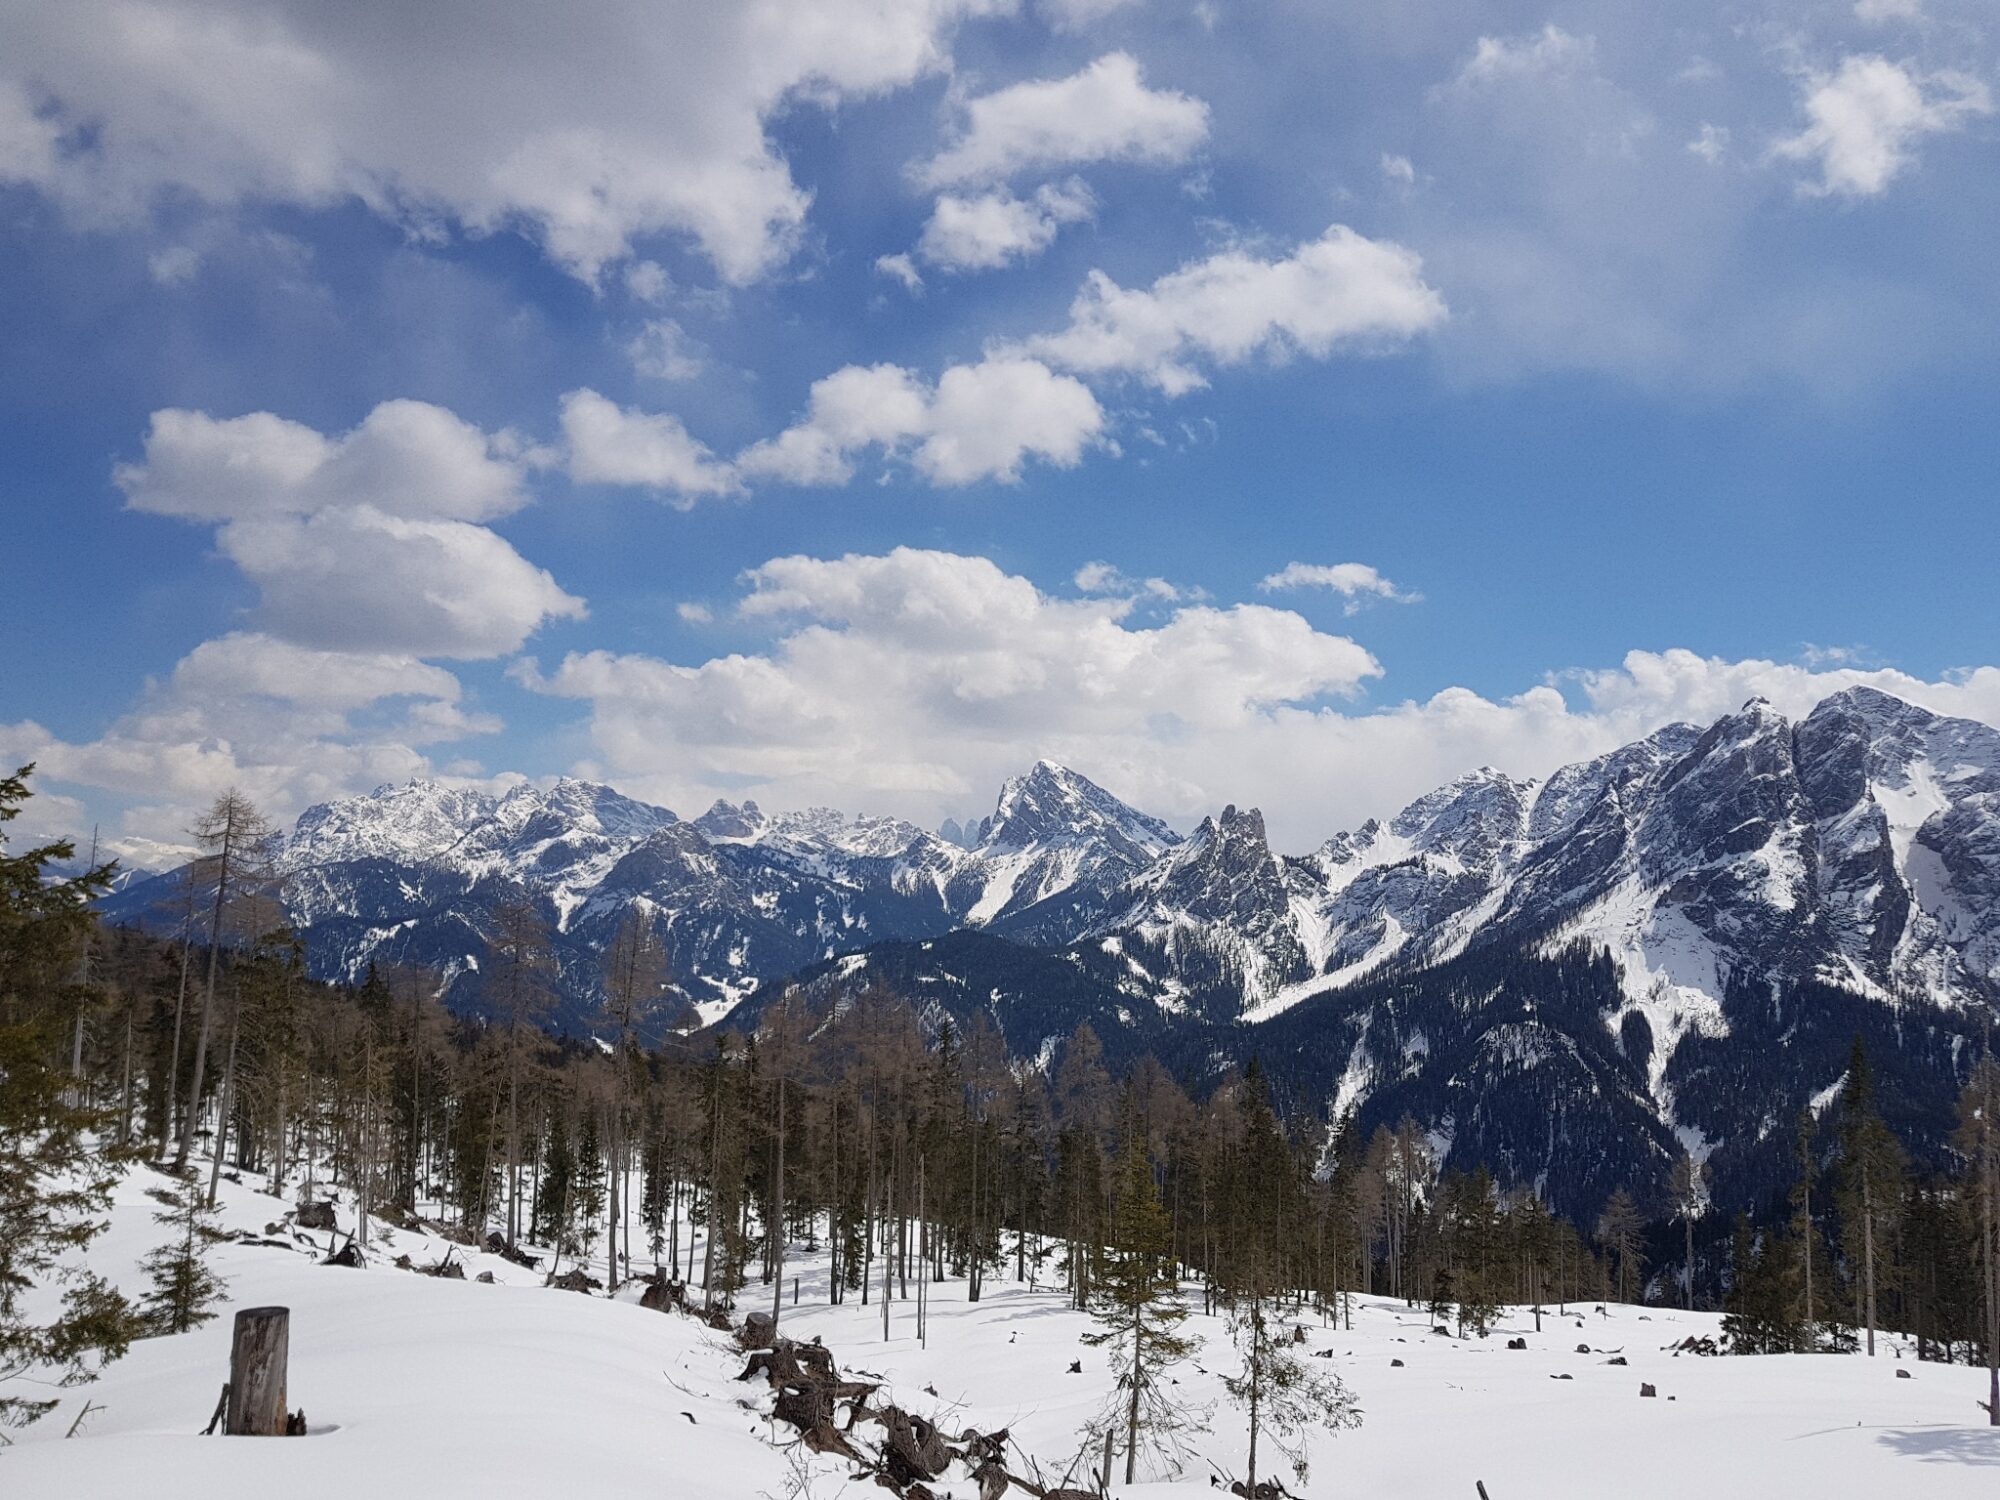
[1877,1427,2000,1466]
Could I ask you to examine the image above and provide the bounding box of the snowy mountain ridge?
[108,688,2000,1050]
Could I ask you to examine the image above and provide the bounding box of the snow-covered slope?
[17,1155,1998,1500]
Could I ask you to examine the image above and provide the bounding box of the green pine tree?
[574,1109,606,1256]
[1836,1038,1907,1357]
[533,1110,575,1247]
[0,766,137,1433]
[1081,1112,1207,1484]
[1722,1212,1799,1355]
[139,1179,230,1335]
[1223,1295,1361,1494]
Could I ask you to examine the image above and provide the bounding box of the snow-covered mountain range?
[111,757,1182,1024]
[112,687,1999,1029]
[107,686,2000,1211]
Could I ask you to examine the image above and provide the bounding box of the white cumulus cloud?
[560,389,740,503]
[916,52,1209,187]
[115,400,583,659]
[0,631,504,857]
[1258,562,1421,613]
[916,179,1095,271]
[512,550,2000,848]
[117,399,541,524]
[736,357,1104,487]
[1774,54,1991,197]
[1,0,1008,283]
[517,546,1382,819]
[1023,224,1447,395]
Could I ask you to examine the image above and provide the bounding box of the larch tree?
[1594,1187,1647,1304]
[759,986,813,1335]
[1668,1149,1709,1310]
[598,910,668,1285]
[1788,1108,1828,1346]
[174,790,274,1169]
[485,897,555,1245]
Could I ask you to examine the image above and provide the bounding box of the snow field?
[9,1162,1999,1499]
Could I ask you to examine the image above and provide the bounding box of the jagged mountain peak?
[1812,683,1936,724]
[1388,766,1535,865]
[1135,802,1279,894]
[495,776,677,839]
[106,686,1998,1072]
[692,798,766,840]
[976,759,1178,859]
[287,779,496,868]
[1527,723,1702,843]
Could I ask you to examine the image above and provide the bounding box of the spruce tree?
[1082,1112,1206,1483]
[1836,1038,1907,1357]
[1223,1296,1360,1493]
[1446,1168,1504,1337]
[139,1179,229,1335]
[1952,1049,1999,1421]
[1722,1213,1799,1354]
[0,766,136,1433]
[574,1108,606,1256]
[533,1108,575,1247]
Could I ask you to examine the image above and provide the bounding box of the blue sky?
[3,0,1997,858]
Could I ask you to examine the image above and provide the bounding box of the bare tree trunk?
[358,1047,377,1250]
[882,1165,894,1341]
[1862,1162,1878,1357]
[507,1028,521,1244]
[179,806,240,1168]
[269,1074,287,1197]
[915,1155,926,1347]
[205,1006,241,1208]
[1685,1214,1695,1310]
[607,1097,619,1287]
[702,1076,722,1307]
[163,890,195,1150]
[1125,1288,1142,1484]
[117,1010,135,1146]
[771,1070,787,1333]
[1245,1304,1262,1496]
[1983,1061,1997,1424]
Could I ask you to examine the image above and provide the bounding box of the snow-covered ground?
[10,1163,1999,1498]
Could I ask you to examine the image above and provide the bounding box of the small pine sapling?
[140,1179,230,1335]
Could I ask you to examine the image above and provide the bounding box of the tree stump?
[225,1307,290,1435]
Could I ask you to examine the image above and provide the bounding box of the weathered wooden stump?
[225,1307,290,1435]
